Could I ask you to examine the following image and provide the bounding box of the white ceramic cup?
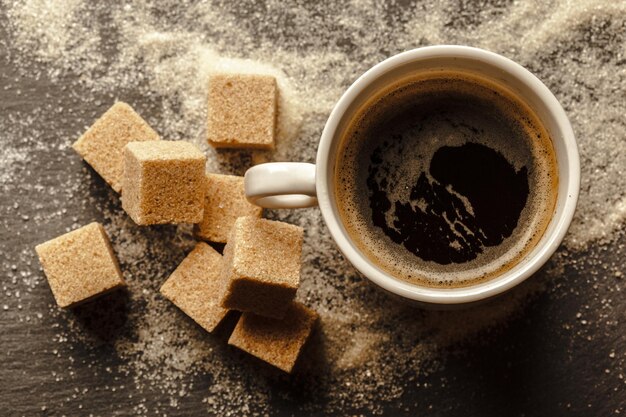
[244,45,580,307]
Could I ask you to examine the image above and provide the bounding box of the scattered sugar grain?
[2,0,626,414]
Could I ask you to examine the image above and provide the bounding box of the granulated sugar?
[5,0,624,245]
[1,0,625,415]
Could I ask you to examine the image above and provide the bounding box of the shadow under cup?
[318,46,579,307]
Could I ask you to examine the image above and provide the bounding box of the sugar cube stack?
[160,242,229,333]
[42,72,320,375]
[219,216,303,319]
[194,173,263,244]
[228,302,318,373]
[72,102,160,193]
[207,74,277,150]
[35,222,125,308]
[121,140,207,225]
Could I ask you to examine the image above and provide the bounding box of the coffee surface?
[335,72,558,288]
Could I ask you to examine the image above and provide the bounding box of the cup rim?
[316,45,580,305]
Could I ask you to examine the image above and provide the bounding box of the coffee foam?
[335,71,558,288]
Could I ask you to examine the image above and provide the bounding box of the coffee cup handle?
[244,162,318,208]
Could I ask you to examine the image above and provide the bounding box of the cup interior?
[317,46,579,305]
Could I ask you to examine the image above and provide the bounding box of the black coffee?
[335,72,558,288]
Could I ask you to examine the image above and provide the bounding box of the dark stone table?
[1,1,624,416]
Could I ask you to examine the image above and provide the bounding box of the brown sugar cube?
[219,216,303,319]
[228,302,318,373]
[207,74,277,150]
[34,222,125,308]
[72,102,160,193]
[194,174,263,244]
[121,140,207,225]
[160,242,229,332]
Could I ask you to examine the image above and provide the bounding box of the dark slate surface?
[1,2,625,416]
